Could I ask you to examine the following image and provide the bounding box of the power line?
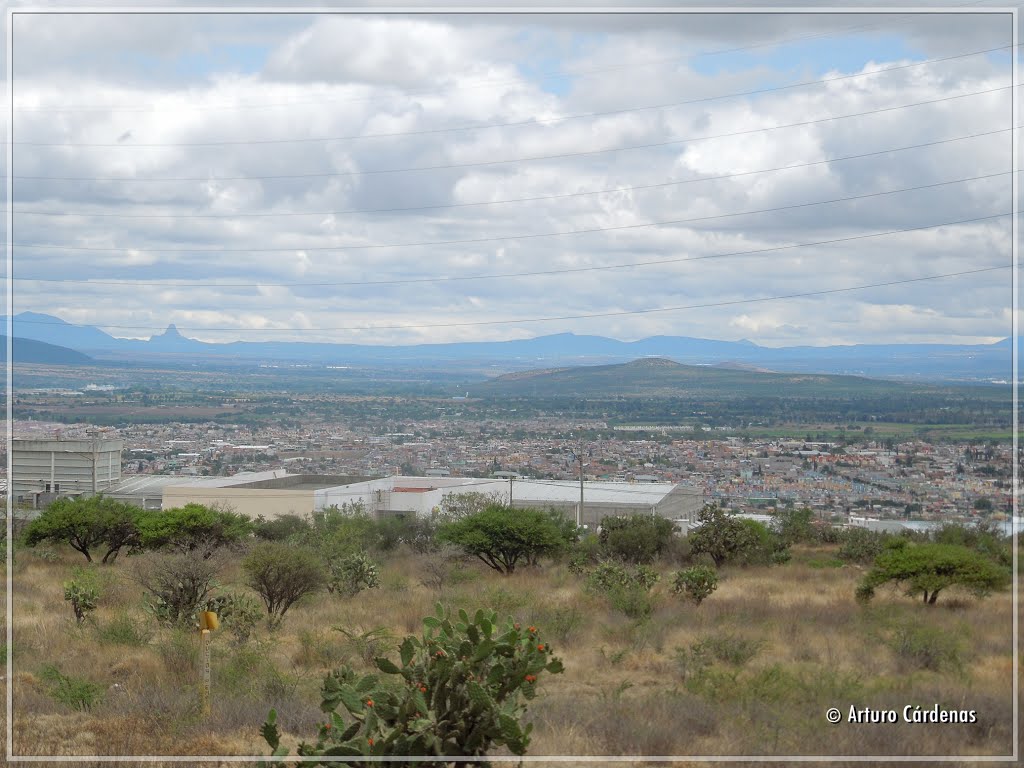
[14,127,1010,221]
[14,84,1013,184]
[13,170,1010,256]
[10,11,959,115]
[15,44,1011,148]
[14,210,1012,289]
[10,261,1011,334]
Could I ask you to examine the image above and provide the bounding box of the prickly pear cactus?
[262,603,563,765]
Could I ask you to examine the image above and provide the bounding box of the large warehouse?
[11,437,124,506]
[161,472,705,529]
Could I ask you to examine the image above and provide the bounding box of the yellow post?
[198,611,218,716]
[200,628,211,716]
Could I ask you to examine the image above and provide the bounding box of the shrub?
[856,542,1011,605]
[584,563,659,619]
[244,542,327,627]
[96,613,153,646]
[691,633,761,667]
[326,551,381,598]
[889,623,964,672]
[930,521,1011,568]
[437,505,564,575]
[770,506,815,545]
[672,566,718,605]
[135,551,221,626]
[63,567,100,624]
[254,514,311,541]
[566,534,602,574]
[434,490,506,521]
[586,562,659,593]
[40,664,104,711]
[262,605,564,760]
[837,527,893,564]
[598,515,676,564]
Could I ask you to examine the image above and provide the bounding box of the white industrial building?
[11,437,124,506]
[161,472,705,528]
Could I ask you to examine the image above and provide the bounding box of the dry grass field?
[0,541,1017,766]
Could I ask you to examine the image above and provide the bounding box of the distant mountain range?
[3,311,1015,383]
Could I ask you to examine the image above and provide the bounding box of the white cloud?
[8,8,1015,347]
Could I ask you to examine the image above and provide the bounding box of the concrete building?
[12,437,123,506]
[160,472,704,529]
[161,471,375,517]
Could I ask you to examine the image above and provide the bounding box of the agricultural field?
[0,511,1016,766]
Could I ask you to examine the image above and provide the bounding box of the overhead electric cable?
[14,84,1012,183]
[15,43,1011,148]
[14,211,1012,288]
[13,170,1010,255]
[14,127,1010,220]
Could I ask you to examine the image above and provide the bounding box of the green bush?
[930,522,1011,568]
[889,623,964,672]
[584,563,659,619]
[837,527,893,564]
[262,605,564,761]
[671,566,718,605]
[40,664,104,711]
[244,542,327,627]
[96,613,152,646]
[254,514,311,541]
[598,515,676,565]
[691,633,761,667]
[770,506,815,545]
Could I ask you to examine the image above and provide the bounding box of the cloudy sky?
[5,2,1018,347]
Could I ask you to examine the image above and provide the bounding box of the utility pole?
[508,475,513,506]
[568,437,589,529]
[578,454,584,528]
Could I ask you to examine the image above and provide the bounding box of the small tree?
[434,491,506,522]
[138,503,252,558]
[598,514,676,564]
[856,542,1011,605]
[135,551,222,626]
[687,505,760,567]
[244,542,327,626]
[24,496,144,564]
[770,506,815,546]
[437,505,563,575]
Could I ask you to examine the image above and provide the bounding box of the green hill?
[470,357,924,398]
[0,335,93,364]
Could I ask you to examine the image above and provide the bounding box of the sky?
[3,1,1019,348]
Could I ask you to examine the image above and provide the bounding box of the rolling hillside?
[469,357,928,398]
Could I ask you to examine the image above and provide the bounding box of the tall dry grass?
[0,541,1016,765]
